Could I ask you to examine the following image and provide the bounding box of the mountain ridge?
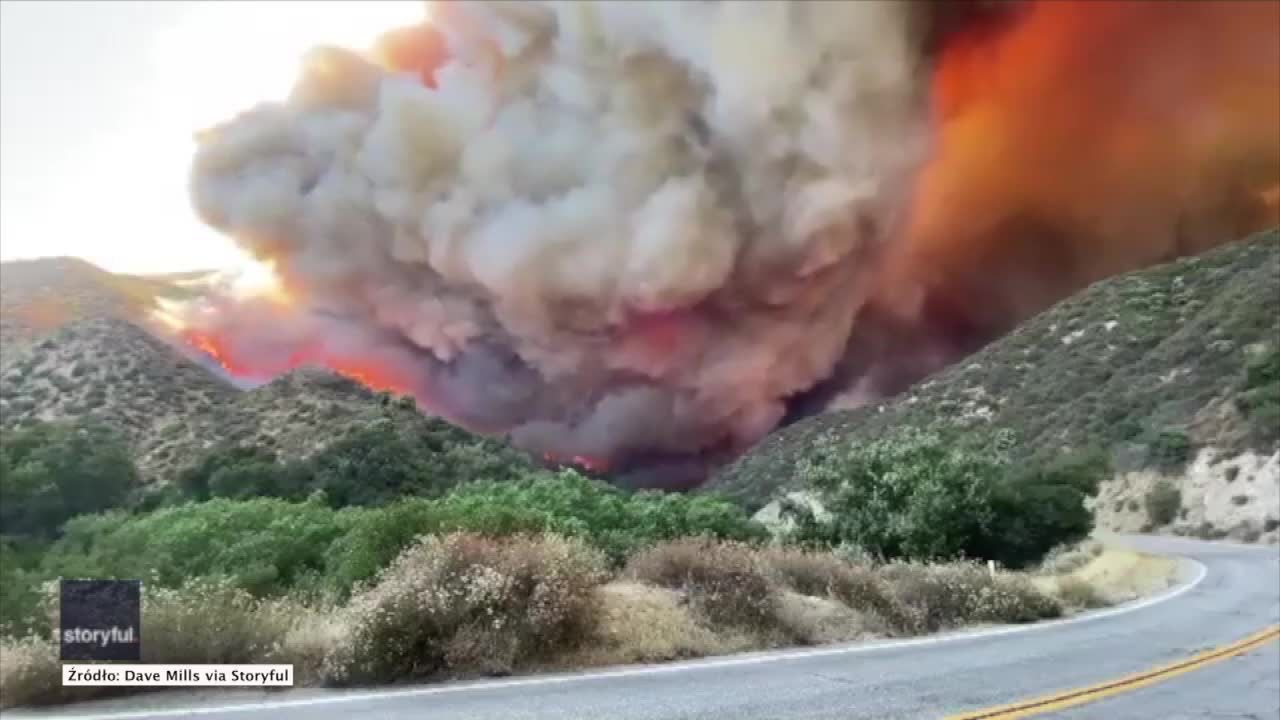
[709,227,1280,541]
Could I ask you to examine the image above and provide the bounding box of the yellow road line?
[945,624,1280,720]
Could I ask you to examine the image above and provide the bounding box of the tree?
[0,420,139,537]
[176,445,282,501]
[783,428,1096,568]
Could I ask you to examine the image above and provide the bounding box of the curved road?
[7,535,1278,720]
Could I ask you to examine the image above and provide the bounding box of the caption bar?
[63,664,293,687]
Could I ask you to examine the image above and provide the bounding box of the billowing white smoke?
[190,1,937,463]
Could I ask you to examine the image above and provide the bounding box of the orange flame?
[868,0,1280,331]
[543,453,611,474]
[910,1,1280,265]
[181,328,416,397]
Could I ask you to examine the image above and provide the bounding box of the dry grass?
[1,535,1121,710]
[1037,540,1106,575]
[878,561,1062,634]
[140,580,298,665]
[558,582,743,667]
[758,546,899,632]
[0,579,328,708]
[774,591,882,645]
[625,538,782,635]
[1052,576,1109,611]
[0,636,62,709]
[1029,542,1178,612]
[1073,550,1178,603]
[328,533,608,685]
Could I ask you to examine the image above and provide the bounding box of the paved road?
[7,535,1278,720]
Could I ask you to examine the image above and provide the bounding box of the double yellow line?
[946,624,1280,719]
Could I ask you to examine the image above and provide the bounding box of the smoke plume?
[182,0,1279,482]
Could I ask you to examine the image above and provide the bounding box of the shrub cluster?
[174,420,541,508]
[40,498,354,600]
[877,561,1061,634]
[782,428,1098,569]
[627,538,780,633]
[331,533,607,683]
[1238,344,1280,444]
[0,578,321,708]
[8,471,764,631]
[0,420,138,538]
[624,539,1062,642]
[1,534,1081,709]
[757,546,900,627]
[1144,480,1182,528]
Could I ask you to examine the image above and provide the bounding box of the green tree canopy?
[0,420,139,538]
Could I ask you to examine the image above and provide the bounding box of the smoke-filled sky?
[0,1,424,274]
[3,0,1276,483]
[177,0,1277,481]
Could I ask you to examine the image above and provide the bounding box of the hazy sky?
[0,1,424,275]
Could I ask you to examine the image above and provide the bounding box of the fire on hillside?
[164,1,1279,487]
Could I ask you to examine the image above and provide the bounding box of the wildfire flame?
[169,1,1278,482]
[179,326,417,397]
[543,453,611,474]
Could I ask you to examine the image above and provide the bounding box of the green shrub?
[321,497,563,594]
[782,429,1000,562]
[324,472,766,593]
[7,471,764,636]
[173,417,544,507]
[1146,430,1192,471]
[40,498,354,597]
[175,445,284,501]
[331,533,606,683]
[1244,344,1280,389]
[436,472,767,564]
[1144,480,1182,527]
[303,424,463,506]
[783,429,1094,569]
[0,421,139,538]
[968,477,1095,570]
[0,538,49,637]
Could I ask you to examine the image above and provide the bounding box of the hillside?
[214,366,538,477]
[710,228,1280,540]
[0,257,202,359]
[0,318,240,477]
[0,317,537,484]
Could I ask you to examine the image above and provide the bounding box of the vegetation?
[1238,344,1280,445]
[2,533,1090,708]
[0,420,139,538]
[173,418,541,508]
[628,539,782,633]
[332,533,607,683]
[0,420,1110,710]
[42,498,354,600]
[1144,480,1183,527]
[1145,429,1192,473]
[3,228,1257,709]
[778,429,1098,569]
[710,229,1280,508]
[6,471,760,623]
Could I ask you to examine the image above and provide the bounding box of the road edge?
[6,555,1210,720]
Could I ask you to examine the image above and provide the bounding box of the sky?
[0,1,426,275]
